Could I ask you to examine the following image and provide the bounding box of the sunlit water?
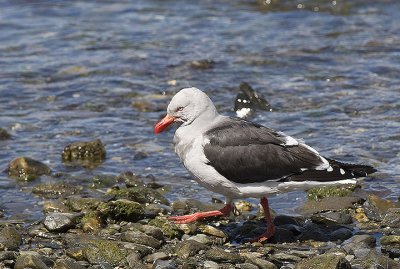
[0,0,399,221]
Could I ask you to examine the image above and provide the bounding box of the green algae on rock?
[109,186,169,205]
[61,139,106,168]
[7,157,51,181]
[306,185,357,201]
[32,183,81,199]
[98,199,145,222]
[148,217,184,239]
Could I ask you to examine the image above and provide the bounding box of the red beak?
[154,115,175,134]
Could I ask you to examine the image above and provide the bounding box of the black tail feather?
[287,158,376,182]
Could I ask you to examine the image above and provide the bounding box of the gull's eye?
[176,106,184,112]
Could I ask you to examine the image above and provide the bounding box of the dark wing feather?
[203,118,325,184]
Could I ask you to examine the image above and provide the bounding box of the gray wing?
[203,118,327,184]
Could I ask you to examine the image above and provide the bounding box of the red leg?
[168,204,233,224]
[250,197,276,243]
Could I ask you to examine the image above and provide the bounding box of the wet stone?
[43,200,71,213]
[61,139,106,167]
[121,231,162,248]
[98,199,145,222]
[236,263,259,269]
[341,234,376,257]
[0,226,22,250]
[33,183,81,199]
[363,194,398,221]
[43,212,82,232]
[118,171,146,188]
[175,240,209,259]
[14,253,49,269]
[7,156,51,181]
[382,207,400,228]
[0,128,11,140]
[295,253,351,269]
[204,248,245,263]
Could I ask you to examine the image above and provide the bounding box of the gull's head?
[154,87,217,134]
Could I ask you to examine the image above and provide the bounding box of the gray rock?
[122,242,154,258]
[351,249,400,269]
[121,231,162,248]
[363,194,398,221]
[7,157,51,181]
[61,139,106,167]
[153,259,177,269]
[175,240,209,259]
[198,225,228,239]
[43,212,82,232]
[382,207,400,228]
[126,253,146,269]
[0,226,21,250]
[329,227,353,241]
[142,225,164,240]
[294,253,351,269]
[186,233,214,244]
[14,254,49,269]
[205,248,245,263]
[54,259,86,269]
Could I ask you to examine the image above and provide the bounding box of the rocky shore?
[1,139,399,269]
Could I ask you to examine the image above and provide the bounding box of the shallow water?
[0,0,399,220]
